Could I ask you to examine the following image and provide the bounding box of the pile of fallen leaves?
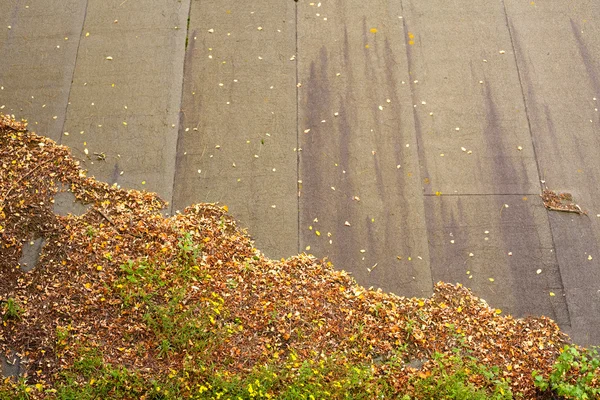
[0,114,595,398]
[541,189,585,215]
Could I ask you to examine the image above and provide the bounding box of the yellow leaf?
[549,292,555,297]
[370,28,378,33]
[222,205,229,212]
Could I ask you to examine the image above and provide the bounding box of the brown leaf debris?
[0,115,587,398]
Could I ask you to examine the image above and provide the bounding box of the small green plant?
[56,352,148,399]
[72,347,104,377]
[157,339,174,359]
[177,232,201,265]
[55,325,73,353]
[56,325,70,342]
[409,351,512,399]
[533,345,600,399]
[176,232,203,280]
[0,377,30,400]
[85,225,95,238]
[114,259,165,306]
[1,298,23,321]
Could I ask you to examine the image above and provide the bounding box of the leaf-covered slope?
[0,115,590,398]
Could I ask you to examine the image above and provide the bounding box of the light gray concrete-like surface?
[297,1,432,298]
[0,1,87,141]
[171,1,299,258]
[18,237,45,273]
[402,0,540,196]
[2,0,600,346]
[424,194,570,328]
[505,0,600,345]
[398,0,572,338]
[60,0,190,200]
[0,353,21,379]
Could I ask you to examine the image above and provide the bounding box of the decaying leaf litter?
[0,114,597,397]
[540,189,585,215]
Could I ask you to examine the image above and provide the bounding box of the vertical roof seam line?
[501,0,571,327]
[170,0,194,215]
[59,0,90,146]
[296,1,300,254]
